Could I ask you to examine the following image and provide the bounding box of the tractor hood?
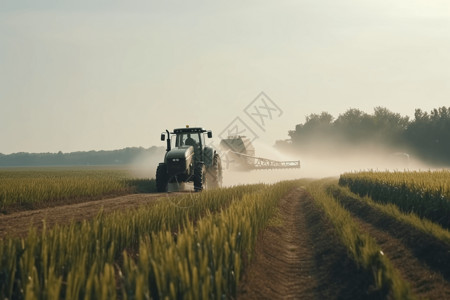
[166,146,194,161]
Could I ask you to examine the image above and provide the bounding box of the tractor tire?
[193,162,206,192]
[156,163,168,192]
[207,154,222,189]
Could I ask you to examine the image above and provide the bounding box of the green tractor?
[156,126,223,192]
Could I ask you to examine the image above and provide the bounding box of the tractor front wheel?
[156,163,168,192]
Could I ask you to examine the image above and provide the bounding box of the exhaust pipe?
[166,130,171,151]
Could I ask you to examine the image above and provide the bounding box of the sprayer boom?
[219,136,301,171]
[228,150,300,170]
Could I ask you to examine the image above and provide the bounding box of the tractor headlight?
[172,158,180,162]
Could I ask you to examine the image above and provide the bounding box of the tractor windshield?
[176,132,201,147]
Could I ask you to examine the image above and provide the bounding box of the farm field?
[0,167,156,214]
[1,169,450,299]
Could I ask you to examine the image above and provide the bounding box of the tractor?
[156,126,222,192]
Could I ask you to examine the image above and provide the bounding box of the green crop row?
[119,181,298,300]
[328,183,450,247]
[0,182,296,299]
[307,180,414,299]
[0,168,155,211]
[339,170,450,228]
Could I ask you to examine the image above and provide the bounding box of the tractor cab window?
[177,133,201,147]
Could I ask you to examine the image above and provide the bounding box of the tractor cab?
[174,128,206,148]
[161,126,212,160]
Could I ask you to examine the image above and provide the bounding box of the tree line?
[277,106,450,166]
[2,107,448,167]
[0,146,164,167]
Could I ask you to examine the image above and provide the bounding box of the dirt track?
[0,193,179,238]
[237,188,375,299]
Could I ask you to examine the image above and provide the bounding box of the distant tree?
[371,107,409,146]
[289,112,335,149]
[334,108,372,143]
[303,112,334,129]
[405,107,450,164]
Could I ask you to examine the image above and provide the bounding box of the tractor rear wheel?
[207,154,222,189]
[156,163,168,192]
[193,162,206,192]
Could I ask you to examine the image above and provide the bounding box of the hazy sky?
[1,0,449,154]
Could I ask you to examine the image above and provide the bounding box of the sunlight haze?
[1,0,449,154]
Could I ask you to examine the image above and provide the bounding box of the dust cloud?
[128,147,165,178]
[127,140,436,189]
[221,140,434,187]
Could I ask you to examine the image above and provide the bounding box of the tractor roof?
[173,127,206,134]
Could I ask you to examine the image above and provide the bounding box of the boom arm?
[227,150,300,170]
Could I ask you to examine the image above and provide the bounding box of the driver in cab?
[184,134,196,146]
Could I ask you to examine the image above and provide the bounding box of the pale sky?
[1,0,449,154]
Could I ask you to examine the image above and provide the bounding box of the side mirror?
[207,131,213,138]
[161,133,165,141]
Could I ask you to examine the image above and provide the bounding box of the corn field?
[0,168,155,211]
[2,168,449,299]
[339,170,450,228]
[0,181,297,299]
